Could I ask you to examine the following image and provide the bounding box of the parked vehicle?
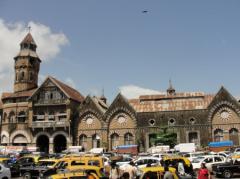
[115,156,133,166]
[139,166,179,179]
[212,159,240,178]
[0,163,11,179]
[192,155,226,172]
[181,152,206,162]
[134,157,161,169]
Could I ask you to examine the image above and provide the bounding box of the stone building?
[1,33,240,153]
[0,33,84,153]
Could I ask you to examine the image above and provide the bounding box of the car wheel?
[223,170,232,178]
[23,172,31,179]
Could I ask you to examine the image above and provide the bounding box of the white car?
[134,157,161,169]
[192,155,226,172]
[116,157,133,166]
[182,152,206,162]
[0,163,11,179]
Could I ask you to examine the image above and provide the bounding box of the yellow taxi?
[163,156,191,167]
[139,166,179,179]
[59,156,104,169]
[49,171,99,179]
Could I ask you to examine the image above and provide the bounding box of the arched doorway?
[124,133,133,145]
[54,135,67,153]
[214,129,224,142]
[36,135,49,153]
[110,133,119,150]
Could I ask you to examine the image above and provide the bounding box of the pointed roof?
[20,33,36,46]
[207,86,240,109]
[30,76,84,103]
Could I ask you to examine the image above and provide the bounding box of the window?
[124,133,133,145]
[29,72,33,81]
[189,118,196,124]
[214,157,223,162]
[168,118,176,126]
[92,134,100,148]
[204,157,213,163]
[214,129,224,142]
[88,160,100,167]
[111,133,119,150]
[18,111,26,123]
[20,71,25,80]
[79,134,87,150]
[148,119,155,126]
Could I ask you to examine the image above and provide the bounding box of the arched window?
[214,129,224,142]
[18,111,26,123]
[124,133,133,145]
[111,133,119,150]
[79,134,87,151]
[8,111,15,123]
[92,134,101,148]
[229,128,239,146]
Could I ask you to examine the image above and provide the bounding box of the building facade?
[1,33,240,153]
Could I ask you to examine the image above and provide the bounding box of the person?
[163,166,174,179]
[110,162,120,179]
[178,161,185,175]
[198,162,211,179]
[123,161,137,179]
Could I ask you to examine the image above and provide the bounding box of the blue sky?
[0,1,240,101]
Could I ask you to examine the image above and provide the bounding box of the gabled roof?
[20,33,36,45]
[104,93,136,119]
[129,92,215,112]
[79,95,108,117]
[207,86,240,109]
[30,76,84,103]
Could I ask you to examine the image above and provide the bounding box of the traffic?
[0,144,239,179]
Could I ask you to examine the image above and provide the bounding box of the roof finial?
[100,87,107,104]
[27,25,31,33]
[167,78,176,95]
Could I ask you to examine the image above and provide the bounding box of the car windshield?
[192,157,205,163]
[192,153,204,157]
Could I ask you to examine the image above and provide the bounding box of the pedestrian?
[197,162,211,179]
[123,161,137,179]
[163,166,174,179]
[110,162,121,179]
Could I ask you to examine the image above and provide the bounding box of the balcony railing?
[31,120,69,128]
[34,99,66,105]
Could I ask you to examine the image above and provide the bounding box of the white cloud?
[0,19,69,94]
[119,85,164,99]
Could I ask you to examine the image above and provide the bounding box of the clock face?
[86,117,93,125]
[117,116,126,124]
[220,111,229,119]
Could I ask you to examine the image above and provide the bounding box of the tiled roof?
[20,33,36,45]
[50,77,84,103]
[128,92,215,112]
[1,89,36,100]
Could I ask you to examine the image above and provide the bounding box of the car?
[139,166,179,179]
[181,152,206,162]
[115,157,133,166]
[192,155,226,172]
[212,159,240,178]
[134,157,161,169]
[0,163,11,179]
[49,171,99,179]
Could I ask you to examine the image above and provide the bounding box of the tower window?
[20,71,24,81]
[29,72,33,81]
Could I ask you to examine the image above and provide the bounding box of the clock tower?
[14,33,41,92]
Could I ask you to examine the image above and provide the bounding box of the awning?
[13,135,28,144]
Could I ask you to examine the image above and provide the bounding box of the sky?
[0,0,240,101]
